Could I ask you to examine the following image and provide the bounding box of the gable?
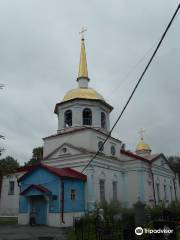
[20,185,51,196]
[44,143,88,160]
[151,154,174,172]
[20,167,60,192]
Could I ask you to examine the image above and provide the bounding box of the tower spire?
[77,27,89,87]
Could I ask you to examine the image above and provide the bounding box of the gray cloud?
[0,0,179,164]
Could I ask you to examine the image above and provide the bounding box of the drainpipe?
[173,175,177,203]
[149,163,156,206]
[61,178,65,223]
[0,175,2,198]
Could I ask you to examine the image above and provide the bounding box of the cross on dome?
[79,27,87,40]
[138,128,145,140]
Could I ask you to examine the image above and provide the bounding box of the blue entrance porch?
[20,184,51,225]
[30,196,47,225]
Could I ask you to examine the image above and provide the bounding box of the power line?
[0,84,5,155]
[81,3,180,173]
[0,84,4,89]
[109,38,160,98]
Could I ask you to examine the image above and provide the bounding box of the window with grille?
[71,189,76,200]
[170,186,173,201]
[156,183,160,202]
[111,145,116,156]
[83,108,92,125]
[8,181,15,195]
[64,110,72,127]
[99,180,105,202]
[164,185,167,201]
[101,112,106,129]
[112,181,117,201]
[98,141,104,152]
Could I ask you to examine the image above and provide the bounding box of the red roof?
[120,149,149,162]
[20,184,51,195]
[44,165,87,181]
[42,126,122,144]
[16,164,39,173]
[18,163,87,182]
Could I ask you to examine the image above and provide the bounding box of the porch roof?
[20,184,51,196]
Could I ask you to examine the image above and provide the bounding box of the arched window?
[98,141,104,152]
[83,108,92,125]
[64,110,72,127]
[101,112,106,129]
[111,145,116,156]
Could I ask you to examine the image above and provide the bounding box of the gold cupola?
[136,131,151,156]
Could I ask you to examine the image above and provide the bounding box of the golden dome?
[63,88,105,102]
[136,138,151,152]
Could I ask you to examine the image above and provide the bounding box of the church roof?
[18,163,87,182]
[121,149,163,162]
[121,149,173,167]
[42,126,121,143]
[63,88,104,102]
[54,97,113,113]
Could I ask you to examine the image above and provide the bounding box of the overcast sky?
[0,0,179,164]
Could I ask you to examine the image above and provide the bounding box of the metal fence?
[73,211,180,240]
[74,217,125,240]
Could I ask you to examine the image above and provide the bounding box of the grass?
[177,229,180,240]
[67,230,76,240]
[67,228,96,240]
[0,217,17,225]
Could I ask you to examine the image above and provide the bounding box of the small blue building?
[18,163,86,227]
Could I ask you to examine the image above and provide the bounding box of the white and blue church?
[0,35,179,227]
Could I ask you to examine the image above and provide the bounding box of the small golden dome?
[63,88,105,102]
[136,138,151,152]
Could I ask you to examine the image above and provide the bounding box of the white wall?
[0,175,20,216]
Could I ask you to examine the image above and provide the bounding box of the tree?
[0,156,20,176]
[0,135,5,156]
[168,156,180,182]
[24,146,43,166]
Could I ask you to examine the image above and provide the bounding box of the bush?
[147,201,180,220]
[95,200,122,220]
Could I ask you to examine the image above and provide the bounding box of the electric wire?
[109,38,160,98]
[81,4,180,173]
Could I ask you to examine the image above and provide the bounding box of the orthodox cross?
[79,27,87,39]
[138,128,145,140]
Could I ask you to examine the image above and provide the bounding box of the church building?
[0,34,179,227]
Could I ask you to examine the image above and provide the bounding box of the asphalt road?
[0,225,68,240]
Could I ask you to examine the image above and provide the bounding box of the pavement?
[0,225,68,240]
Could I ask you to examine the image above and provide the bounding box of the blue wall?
[64,179,85,212]
[19,166,86,214]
